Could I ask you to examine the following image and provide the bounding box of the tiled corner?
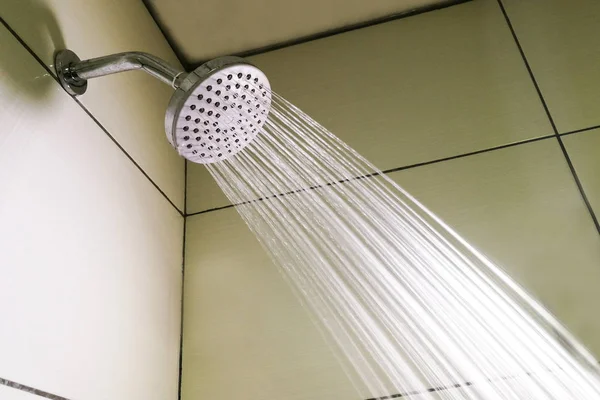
[186,164,231,214]
[146,0,443,63]
[501,0,600,134]
[0,24,182,400]
[1,0,186,210]
[186,0,552,214]
[182,208,358,400]
[562,129,600,219]
[390,138,600,358]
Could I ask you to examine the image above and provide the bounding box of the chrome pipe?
[72,52,184,85]
[55,50,186,96]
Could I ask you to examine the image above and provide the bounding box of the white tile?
[148,0,443,62]
[183,209,359,400]
[391,139,600,358]
[2,0,186,210]
[0,25,183,400]
[502,0,600,133]
[186,0,552,214]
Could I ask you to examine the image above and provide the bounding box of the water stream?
[206,85,600,399]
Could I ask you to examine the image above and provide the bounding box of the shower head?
[165,56,271,164]
[55,50,271,164]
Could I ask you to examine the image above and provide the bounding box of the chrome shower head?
[55,50,271,164]
[165,57,271,164]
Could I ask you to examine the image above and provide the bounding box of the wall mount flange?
[55,50,88,96]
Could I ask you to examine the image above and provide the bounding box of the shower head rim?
[165,56,271,164]
[164,56,253,148]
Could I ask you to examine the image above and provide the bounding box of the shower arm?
[55,50,187,96]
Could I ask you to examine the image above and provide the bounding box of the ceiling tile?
[146,0,451,63]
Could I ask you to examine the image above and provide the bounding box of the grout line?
[0,17,56,82]
[185,203,237,217]
[178,217,186,400]
[380,135,553,175]
[496,0,600,236]
[364,364,599,400]
[177,161,188,400]
[0,16,184,218]
[184,160,188,216]
[365,381,474,399]
[555,137,600,232]
[187,0,473,67]
[0,377,70,400]
[495,1,557,131]
[72,97,185,217]
[560,124,600,137]
[185,134,556,218]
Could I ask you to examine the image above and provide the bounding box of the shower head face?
[165,56,272,164]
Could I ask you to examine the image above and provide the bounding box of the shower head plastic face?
[165,56,272,164]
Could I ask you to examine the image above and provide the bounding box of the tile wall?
[182,0,600,399]
[0,2,184,399]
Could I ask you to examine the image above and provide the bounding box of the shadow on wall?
[0,0,64,101]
